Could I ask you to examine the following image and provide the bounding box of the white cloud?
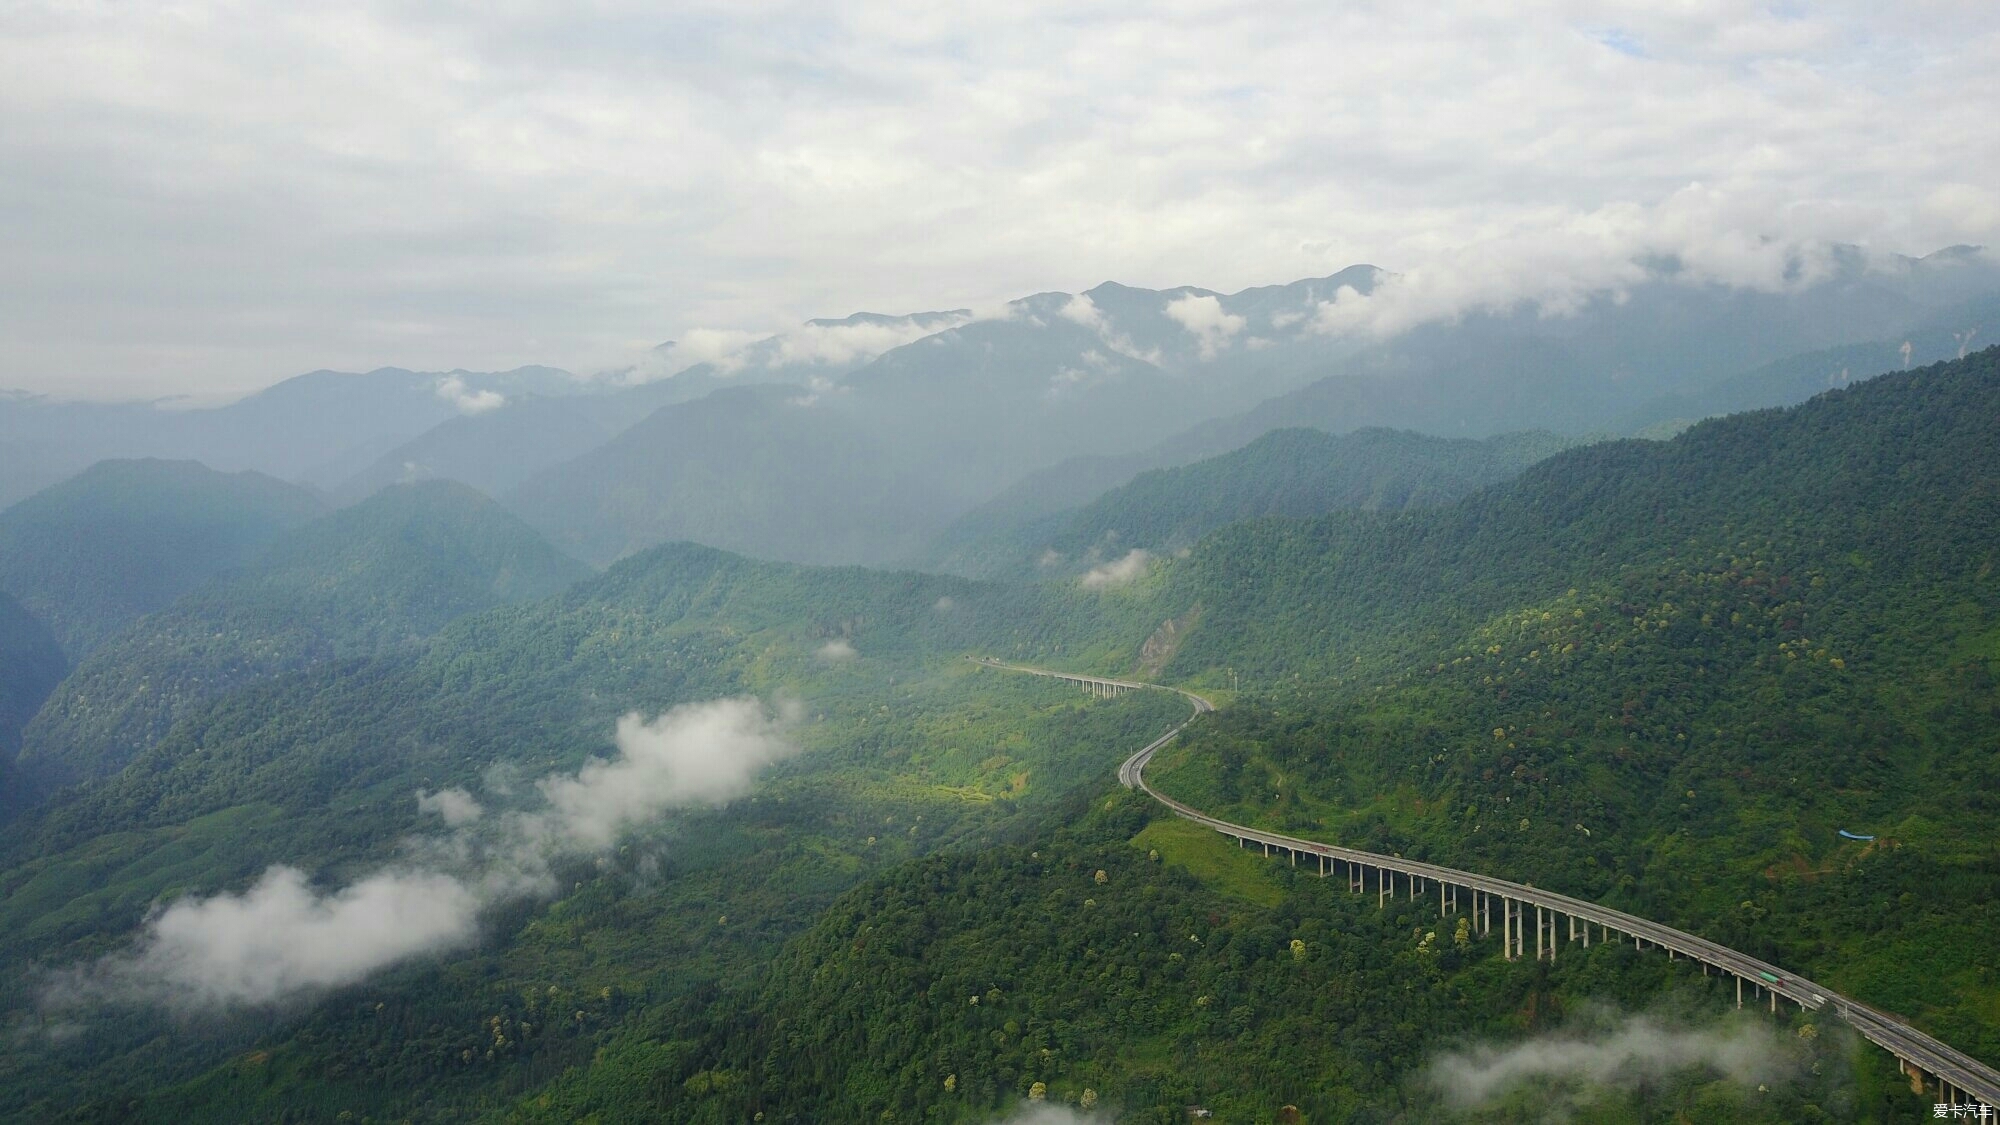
[1307,183,1915,338]
[1428,1012,1788,1111]
[1164,294,1246,359]
[998,1108,1108,1125]
[773,315,972,367]
[1079,548,1152,589]
[626,315,976,385]
[1058,293,1106,330]
[1054,297,1164,367]
[81,866,483,1011]
[630,329,765,382]
[47,698,798,1011]
[434,374,505,415]
[816,638,858,661]
[416,786,483,827]
[523,699,801,853]
[5,4,2000,398]
[1926,182,2000,239]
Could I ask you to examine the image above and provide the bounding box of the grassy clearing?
[1131,816,1285,908]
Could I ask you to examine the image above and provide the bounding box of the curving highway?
[972,656,2000,1112]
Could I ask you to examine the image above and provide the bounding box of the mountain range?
[7,249,1995,574]
[0,346,1991,1120]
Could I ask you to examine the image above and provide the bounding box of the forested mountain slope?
[553,347,2000,1122]
[1160,347,2000,680]
[0,460,326,658]
[11,482,588,796]
[530,789,1886,1124]
[923,427,1576,579]
[0,540,1177,1120]
[1127,346,2000,1075]
[4,349,1997,1121]
[0,595,62,760]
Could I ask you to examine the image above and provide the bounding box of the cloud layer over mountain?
[5,2,1998,398]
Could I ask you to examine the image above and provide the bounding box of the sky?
[4,1,1999,400]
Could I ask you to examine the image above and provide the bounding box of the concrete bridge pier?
[1536,906,1545,962]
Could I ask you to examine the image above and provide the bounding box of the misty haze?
[0,3,1996,1122]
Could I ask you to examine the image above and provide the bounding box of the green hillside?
[516,789,1895,1124]
[1125,349,2000,1071]
[0,460,326,658]
[13,481,589,794]
[2,351,1995,1121]
[1156,349,2000,683]
[0,541,1179,1120]
[595,348,1999,1121]
[924,427,1577,579]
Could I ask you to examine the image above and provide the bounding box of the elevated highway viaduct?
[973,656,2000,1112]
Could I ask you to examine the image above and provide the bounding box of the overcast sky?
[5,1,1998,400]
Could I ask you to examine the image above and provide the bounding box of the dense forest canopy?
[0,342,1994,1121]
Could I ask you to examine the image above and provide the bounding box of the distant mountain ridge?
[0,367,578,509]
[7,250,1997,577]
[0,460,326,658]
[501,249,2000,568]
[920,427,1581,579]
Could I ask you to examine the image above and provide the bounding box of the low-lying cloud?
[999,1108,1108,1125]
[416,786,483,827]
[434,374,506,415]
[530,704,797,851]
[633,313,979,383]
[1307,186,1920,340]
[1079,549,1152,589]
[1058,293,1165,366]
[1428,1011,1788,1112]
[45,698,797,1013]
[816,638,858,662]
[772,315,974,368]
[82,867,485,1010]
[1165,294,1247,359]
